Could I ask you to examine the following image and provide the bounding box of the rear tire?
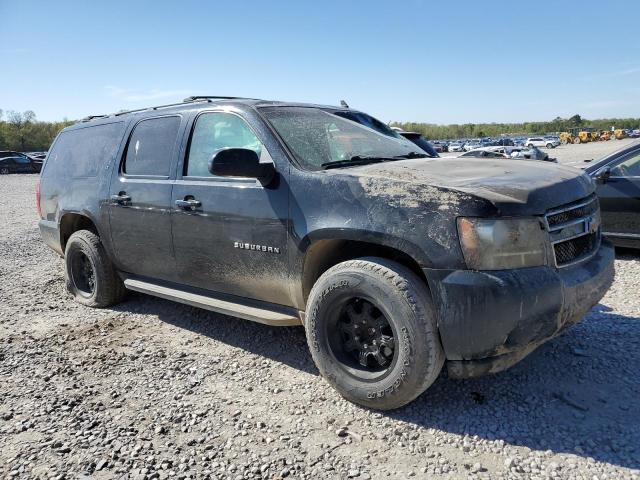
[64,230,126,307]
[573,137,581,144]
[305,257,444,410]
[0,167,9,174]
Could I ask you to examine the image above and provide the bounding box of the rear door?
[108,115,185,281]
[170,110,290,305]
[596,149,640,241]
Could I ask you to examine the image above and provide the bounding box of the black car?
[0,153,42,174]
[38,96,613,410]
[586,140,640,249]
[394,131,439,157]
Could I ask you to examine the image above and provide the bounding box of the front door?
[171,111,290,306]
[597,149,640,242]
[108,115,184,281]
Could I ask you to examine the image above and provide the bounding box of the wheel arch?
[299,229,432,306]
[58,211,101,253]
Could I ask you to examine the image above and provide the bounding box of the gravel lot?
[1,143,639,480]
[445,138,639,168]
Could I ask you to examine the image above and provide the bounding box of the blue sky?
[1,0,639,124]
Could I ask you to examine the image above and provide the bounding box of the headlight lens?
[457,217,549,270]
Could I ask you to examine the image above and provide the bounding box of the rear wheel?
[0,167,9,175]
[573,137,581,144]
[65,230,125,307]
[305,257,444,410]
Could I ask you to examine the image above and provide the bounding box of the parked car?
[544,136,561,147]
[458,148,510,159]
[0,154,42,174]
[463,141,481,151]
[448,141,464,152]
[495,138,514,146]
[585,140,640,249]
[526,137,557,149]
[38,96,614,410]
[397,131,439,158]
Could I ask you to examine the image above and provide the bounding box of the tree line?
[390,114,640,140]
[2,109,640,152]
[0,110,74,152]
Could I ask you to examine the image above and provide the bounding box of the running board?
[123,278,302,327]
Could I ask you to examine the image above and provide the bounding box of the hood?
[349,158,595,216]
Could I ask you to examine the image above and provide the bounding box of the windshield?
[261,107,425,170]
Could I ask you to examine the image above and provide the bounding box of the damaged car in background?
[38,97,614,410]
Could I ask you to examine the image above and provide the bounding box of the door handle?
[175,198,202,209]
[110,193,131,204]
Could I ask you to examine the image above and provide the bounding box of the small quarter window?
[186,113,262,177]
[124,116,181,176]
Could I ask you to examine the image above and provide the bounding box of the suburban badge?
[234,242,280,254]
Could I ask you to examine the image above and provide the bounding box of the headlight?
[457,217,549,270]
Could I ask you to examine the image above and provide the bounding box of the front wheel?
[305,258,444,410]
[0,167,9,174]
[65,230,126,307]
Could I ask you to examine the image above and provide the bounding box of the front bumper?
[424,239,615,378]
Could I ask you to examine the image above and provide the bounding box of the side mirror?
[595,167,611,184]
[208,148,275,183]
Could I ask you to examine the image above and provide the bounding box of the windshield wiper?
[321,155,397,170]
[394,151,429,159]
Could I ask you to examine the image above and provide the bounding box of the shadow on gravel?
[388,306,640,471]
[112,292,639,470]
[113,292,317,375]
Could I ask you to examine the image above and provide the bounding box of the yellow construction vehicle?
[559,128,598,144]
[599,131,611,141]
[614,129,627,140]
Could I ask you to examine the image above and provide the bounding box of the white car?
[526,137,557,149]
[448,142,464,152]
[463,142,482,151]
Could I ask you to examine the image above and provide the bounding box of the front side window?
[610,152,640,177]
[262,107,426,171]
[186,112,263,177]
[124,116,181,176]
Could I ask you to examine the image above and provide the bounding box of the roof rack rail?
[80,114,109,122]
[112,98,214,117]
[85,96,253,122]
[183,95,257,102]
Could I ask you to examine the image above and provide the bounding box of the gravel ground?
[1,172,639,480]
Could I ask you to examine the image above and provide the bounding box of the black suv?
[38,97,615,409]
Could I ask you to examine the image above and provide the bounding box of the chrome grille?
[545,195,601,268]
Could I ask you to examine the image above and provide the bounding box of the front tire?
[305,258,444,410]
[64,230,126,307]
[0,167,9,174]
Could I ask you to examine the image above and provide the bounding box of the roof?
[72,96,351,129]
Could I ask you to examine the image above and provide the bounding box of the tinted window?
[14,156,31,164]
[46,122,125,178]
[610,152,640,177]
[124,116,181,176]
[186,113,262,177]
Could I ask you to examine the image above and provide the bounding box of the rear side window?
[124,116,181,176]
[45,122,125,178]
